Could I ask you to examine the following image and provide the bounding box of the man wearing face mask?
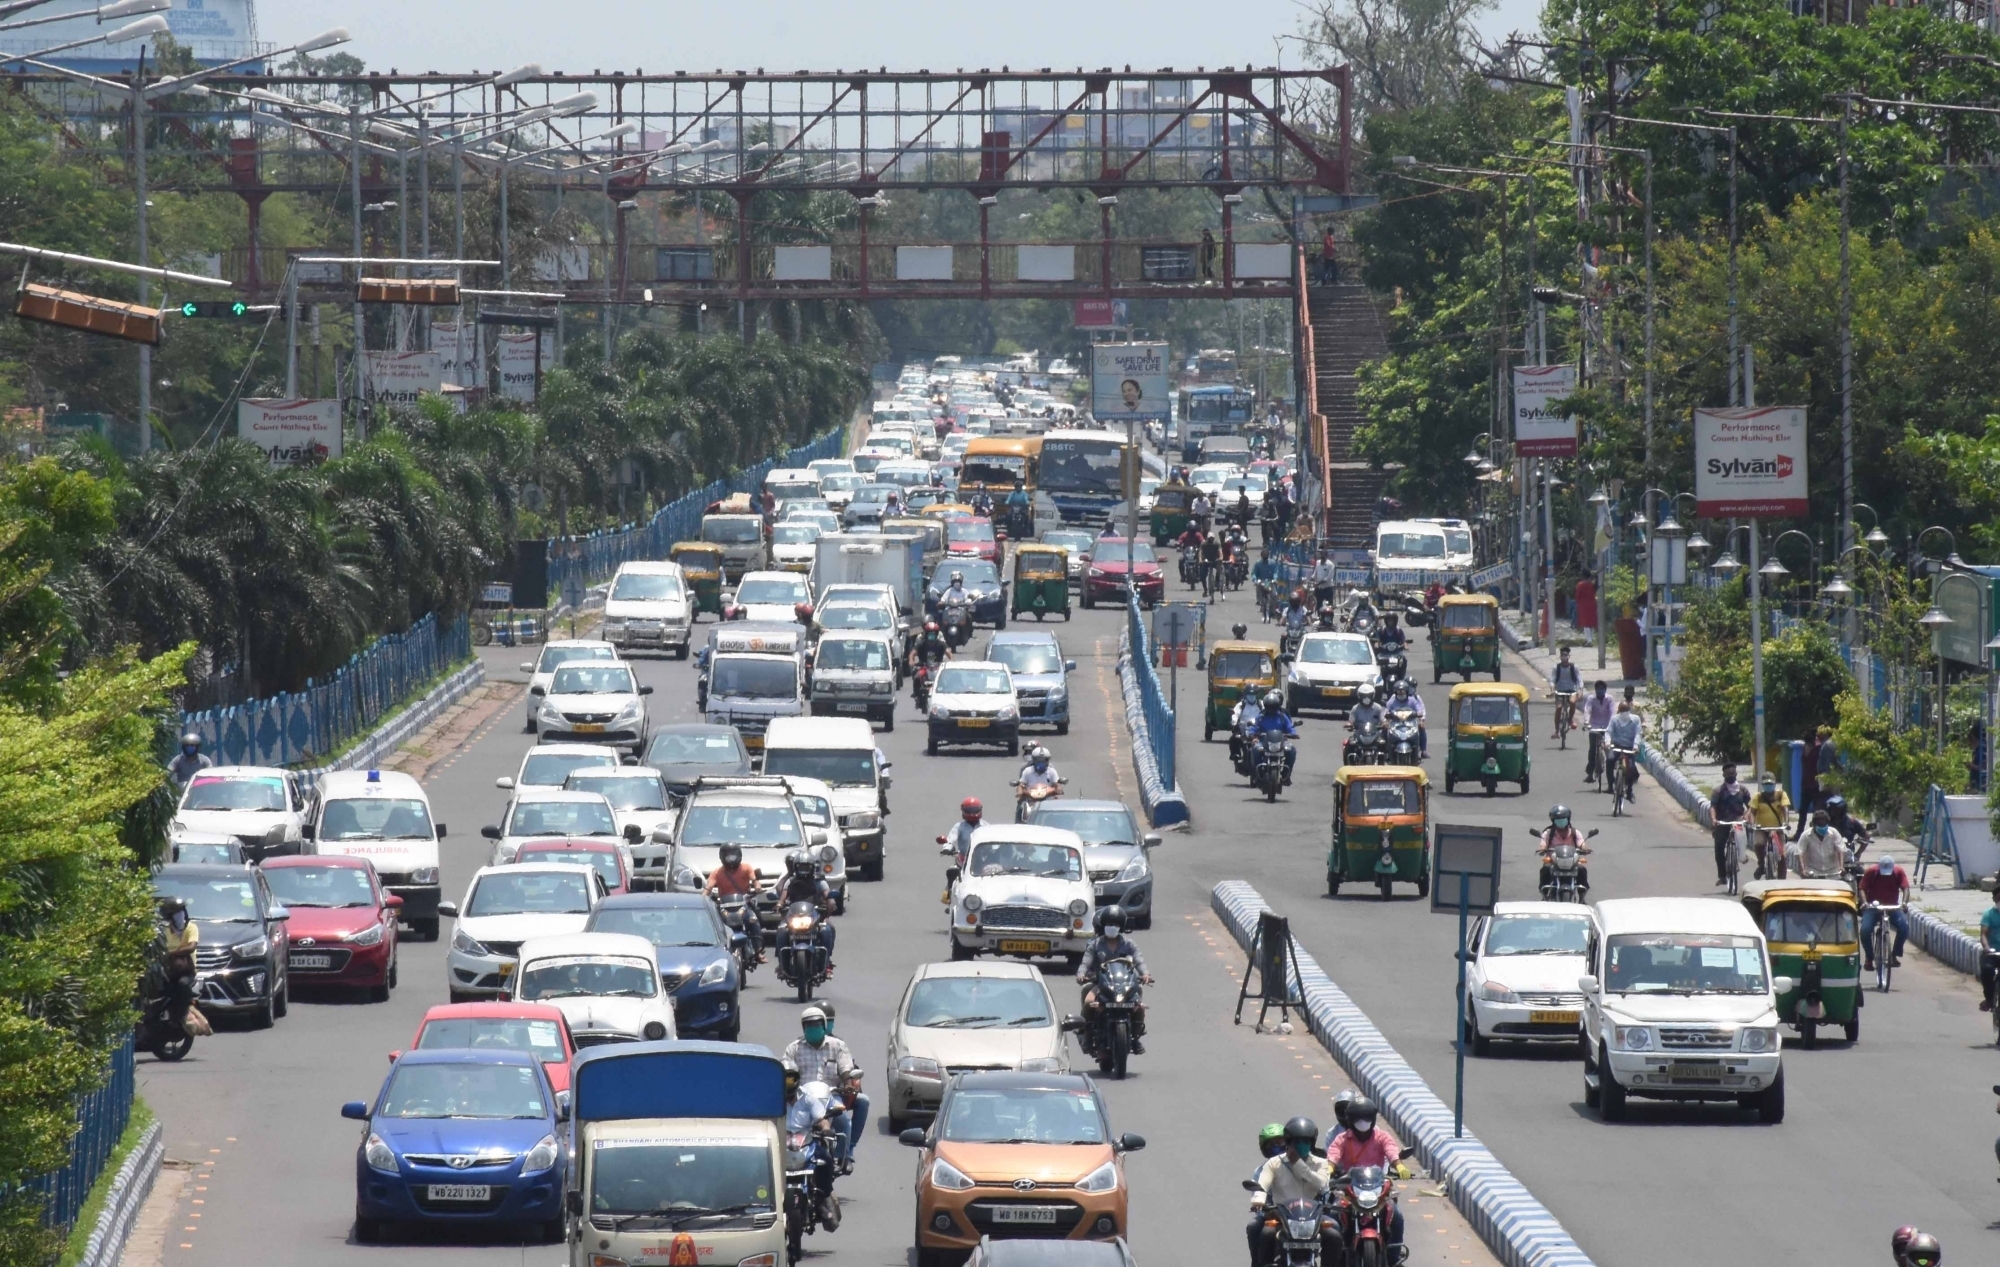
[782,1005,863,1173]
[1323,1095,1407,1255]
[1749,772,1793,879]
[1077,906,1153,1054]
[1787,810,1849,880]
[1248,1117,1337,1267]
[168,732,212,787]
[157,896,199,1031]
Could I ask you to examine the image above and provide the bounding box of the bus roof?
[1042,429,1130,446]
[1185,384,1253,397]
[963,436,1042,458]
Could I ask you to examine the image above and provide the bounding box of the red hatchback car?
[513,838,630,895]
[1081,538,1164,608]
[396,1002,577,1093]
[945,515,1000,562]
[261,855,400,1001]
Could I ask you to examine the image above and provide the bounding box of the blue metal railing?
[182,612,472,767]
[26,1036,134,1234]
[1127,592,1177,791]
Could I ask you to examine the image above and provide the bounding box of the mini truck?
[566,1041,788,1267]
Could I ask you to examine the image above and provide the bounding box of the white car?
[1464,902,1597,1055]
[563,766,675,854]
[520,640,618,731]
[668,783,829,882]
[497,743,623,793]
[807,458,855,481]
[927,661,1021,756]
[439,863,606,1002]
[730,570,812,623]
[817,471,865,509]
[602,561,694,658]
[170,765,312,860]
[1188,462,1237,499]
[531,661,654,753]
[886,960,1069,1128]
[946,825,1093,961]
[1285,632,1382,716]
[482,788,624,865]
[777,774,851,912]
[769,521,824,572]
[511,931,678,1046]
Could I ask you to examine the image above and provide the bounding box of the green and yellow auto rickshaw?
[669,541,726,618]
[1431,592,1503,682]
[1328,765,1431,900]
[1741,879,1862,1047]
[1444,681,1530,796]
[1010,544,1072,621]
[1149,480,1194,545]
[1203,639,1279,741]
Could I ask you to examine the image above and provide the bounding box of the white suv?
[602,561,693,658]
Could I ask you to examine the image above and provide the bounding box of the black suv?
[153,864,292,1027]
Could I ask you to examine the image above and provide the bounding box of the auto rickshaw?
[1010,544,1072,621]
[922,502,978,521]
[1740,879,1862,1046]
[1431,592,1503,682]
[668,541,726,618]
[1328,765,1430,900]
[1203,640,1280,741]
[1444,681,1530,795]
[1149,480,1194,545]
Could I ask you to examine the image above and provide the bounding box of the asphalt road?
[138,607,1500,1267]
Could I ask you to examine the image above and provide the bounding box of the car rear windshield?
[949,520,996,543]
[738,576,809,605]
[762,748,877,787]
[645,732,744,766]
[941,1086,1105,1144]
[818,605,890,631]
[679,805,802,847]
[772,524,820,545]
[588,905,720,948]
[702,518,763,543]
[514,848,622,890]
[710,658,799,699]
[183,776,286,812]
[906,977,1052,1028]
[815,638,893,671]
[318,797,435,842]
[1604,933,1767,994]
[566,773,667,811]
[466,871,593,916]
[154,876,259,921]
[1030,808,1137,846]
[986,643,1063,675]
[518,956,656,1001]
[509,799,617,839]
[416,1017,565,1063]
[379,1063,547,1119]
[611,572,684,602]
[263,865,376,908]
[1483,914,1592,956]
[521,751,619,786]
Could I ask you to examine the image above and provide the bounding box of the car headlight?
[699,958,730,986]
[930,1157,976,1190]
[898,1055,943,1078]
[961,893,983,913]
[996,705,1017,719]
[452,929,491,957]
[1117,854,1149,883]
[1067,899,1090,917]
[1615,1025,1653,1052]
[870,681,893,695]
[845,811,880,831]
[232,936,269,960]
[345,922,384,946]
[539,702,564,722]
[409,867,439,885]
[1019,1057,1065,1073]
[930,705,950,720]
[1475,980,1519,1004]
[1738,1026,1778,1053]
[1048,686,1068,702]
[1075,1160,1119,1194]
[363,1132,398,1173]
[521,1133,559,1174]
[617,699,644,719]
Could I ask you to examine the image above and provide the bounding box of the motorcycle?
[1384,707,1423,765]
[1179,548,1201,588]
[1344,718,1385,767]
[1253,731,1294,801]
[783,1080,844,1265]
[1376,646,1408,685]
[1348,606,1379,637]
[134,960,195,1062]
[1013,776,1066,823]
[1315,603,1340,632]
[1068,956,1144,1079]
[1334,1165,1402,1267]
[1241,1181,1337,1267]
[1281,625,1306,659]
[911,658,944,710]
[1231,714,1261,776]
[712,891,764,976]
[1534,826,1599,903]
[773,899,831,1002]
[940,602,974,650]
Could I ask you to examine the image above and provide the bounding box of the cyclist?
[1858,854,1910,974]
[1550,648,1582,738]
[1606,700,1643,804]
[1251,550,1283,622]
[1707,763,1751,886]
[1749,772,1792,879]
[1582,681,1615,783]
[1200,529,1225,599]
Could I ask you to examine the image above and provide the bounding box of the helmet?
[925,620,940,634]
[1356,683,1376,704]
[1231,623,1249,639]
[1263,690,1282,711]
[787,850,814,874]
[800,1004,828,1027]
[1291,589,1304,604]
[951,570,964,584]
[179,732,201,750]
[1281,1116,1319,1149]
[1094,904,1127,935]
[1905,1232,1942,1267]
[157,895,187,919]
[1549,805,1571,828]
[1333,1087,1359,1128]
[1892,1228,1920,1259]
[1346,1095,1379,1136]
[719,843,743,868]
[1824,794,1847,814]
[960,797,983,819]
[1031,749,1050,769]
[1258,1123,1287,1156]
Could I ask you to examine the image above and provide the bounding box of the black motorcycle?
[1348,607,1379,637]
[1252,731,1294,801]
[1241,1181,1338,1267]
[939,602,974,650]
[1069,956,1144,1079]
[774,899,831,1002]
[135,959,194,1062]
[1344,718,1385,766]
[712,892,763,977]
[1384,707,1423,765]
[783,1092,844,1265]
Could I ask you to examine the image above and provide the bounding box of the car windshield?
[702,519,762,543]
[940,1086,1106,1144]
[1444,528,1473,556]
[762,749,877,788]
[182,776,287,812]
[986,643,1063,675]
[1379,532,1446,559]
[791,796,833,827]
[1761,907,1859,945]
[378,1063,548,1119]
[710,658,798,699]
[771,525,820,545]
[937,667,1010,694]
[538,644,616,673]
[589,904,720,947]
[646,732,744,767]
[907,976,1053,1028]
[967,841,1082,879]
[263,865,375,908]
[852,485,894,504]
[679,805,802,847]
[1345,781,1418,816]
[936,561,1000,588]
[1484,914,1592,956]
[818,605,890,631]
[1098,542,1157,564]
[821,473,865,491]
[816,638,893,671]
[949,520,996,544]
[1303,639,1374,666]
[466,870,593,917]
[1458,696,1521,727]
[566,773,666,811]
[518,955,657,1000]
[173,843,239,865]
[509,798,618,838]
[1043,533,1093,554]
[611,572,684,602]
[1604,933,1768,994]
[515,848,622,890]
[318,797,435,842]
[1029,808,1138,846]
[1212,650,1273,678]
[738,577,809,605]
[154,875,260,921]
[521,751,619,786]
[587,1137,775,1220]
[416,1017,566,1063]
[551,665,636,695]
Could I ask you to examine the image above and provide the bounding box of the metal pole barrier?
[1453,869,1470,1139]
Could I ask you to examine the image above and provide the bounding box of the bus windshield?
[1039,436,1126,494]
[961,455,1027,487]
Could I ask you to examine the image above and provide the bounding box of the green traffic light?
[231,302,247,316]
[181,302,198,317]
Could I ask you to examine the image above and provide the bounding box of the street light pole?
[350,103,365,442]
[134,50,150,451]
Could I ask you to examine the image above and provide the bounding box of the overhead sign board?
[239,399,340,466]
[1512,365,1578,457]
[1073,298,1129,329]
[1693,406,1808,518]
[1091,342,1169,424]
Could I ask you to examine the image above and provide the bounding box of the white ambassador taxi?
[508,931,678,1046]
[439,863,605,1002]
[1463,901,1596,1055]
[945,825,1094,963]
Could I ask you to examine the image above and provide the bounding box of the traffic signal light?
[16,283,162,345]
[178,300,251,318]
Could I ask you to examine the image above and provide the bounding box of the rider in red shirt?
[1858,855,1910,971]
[1322,1097,1405,1256]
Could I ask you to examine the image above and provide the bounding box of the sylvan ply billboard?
[239,399,340,466]
[1694,406,1808,517]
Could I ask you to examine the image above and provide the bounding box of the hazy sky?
[261,0,1545,80]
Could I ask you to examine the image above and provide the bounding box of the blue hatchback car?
[585,891,744,1040]
[343,1048,565,1242]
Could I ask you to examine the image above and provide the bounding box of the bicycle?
[1715,818,1747,895]
[1608,745,1637,817]
[1865,901,1902,992]
[1202,559,1224,603]
[1585,727,1608,790]
[1549,691,1579,749]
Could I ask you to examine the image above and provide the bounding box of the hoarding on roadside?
[239,399,340,466]
[363,351,442,410]
[432,320,477,388]
[497,332,554,402]
[1693,406,1808,517]
[1090,342,1169,424]
[1512,364,1578,457]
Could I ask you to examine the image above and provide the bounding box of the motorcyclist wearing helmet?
[1230,686,1266,765]
[1017,746,1063,793]
[1374,611,1406,654]
[911,619,951,675]
[168,732,212,787]
[940,797,984,904]
[1384,678,1427,758]
[1536,805,1590,897]
[940,570,972,610]
[1324,1096,1406,1252]
[1818,793,1870,849]
[1253,689,1300,783]
[1282,590,1311,639]
[706,843,762,958]
[782,1004,862,1174]
[1249,1117,1337,1267]
[156,895,198,1028]
[1898,1230,1942,1267]
[1245,1124,1290,1266]
[779,849,836,969]
[1077,905,1152,1054]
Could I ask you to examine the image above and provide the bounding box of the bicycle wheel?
[1876,927,1892,991]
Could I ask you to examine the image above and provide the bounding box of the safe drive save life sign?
[1694,406,1809,517]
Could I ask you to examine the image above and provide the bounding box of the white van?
[308,769,446,941]
[761,716,890,880]
[1373,520,1451,572]
[1580,897,1791,1123]
[602,560,693,659]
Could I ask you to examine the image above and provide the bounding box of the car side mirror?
[434,823,447,839]
[1143,834,1162,849]
[1117,1132,1147,1153]
[438,901,459,919]
[387,1050,401,1063]
[652,826,673,845]
[639,685,655,695]
[385,894,404,909]
[495,776,515,790]
[731,931,749,947]
[520,662,535,674]
[556,1090,572,1122]
[300,823,316,841]
[481,825,502,840]
[625,824,643,843]
[566,1189,584,1217]
[810,830,828,847]
[530,686,546,697]
[899,1127,928,1147]
[1060,1014,1085,1033]
[1576,975,1598,995]
[1065,660,1077,673]
[1770,976,1795,996]
[340,1101,369,1120]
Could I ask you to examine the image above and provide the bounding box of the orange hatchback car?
[901,1071,1146,1266]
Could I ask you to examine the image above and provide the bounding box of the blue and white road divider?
[1116,629,1189,827]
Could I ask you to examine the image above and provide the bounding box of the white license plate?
[1667,1062,1724,1082]
[991,1206,1060,1224]
[426,1184,491,1202]
[837,702,869,712]
[290,953,335,969]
